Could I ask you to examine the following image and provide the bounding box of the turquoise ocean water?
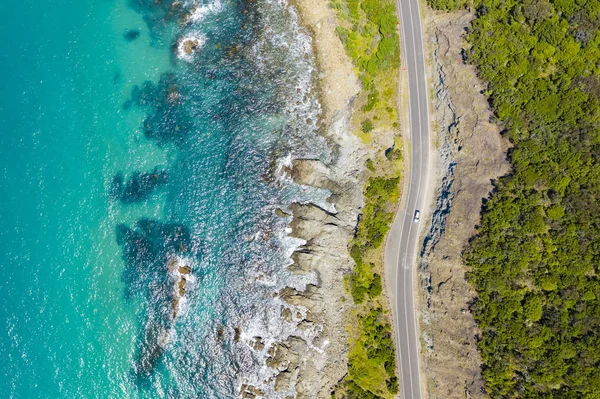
[0,0,332,397]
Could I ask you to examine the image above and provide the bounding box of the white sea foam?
[247,0,329,163]
[274,153,293,183]
[227,0,334,395]
[238,293,327,397]
[186,0,223,23]
[176,34,206,63]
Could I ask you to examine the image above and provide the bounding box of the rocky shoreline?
[254,0,398,395]
[266,8,362,398]
[236,0,409,395]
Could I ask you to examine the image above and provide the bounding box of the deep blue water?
[0,0,331,397]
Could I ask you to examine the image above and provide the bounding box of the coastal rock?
[274,370,295,392]
[240,384,265,398]
[167,255,194,319]
[251,337,265,351]
[268,92,370,397]
[280,307,293,322]
[183,39,198,54]
[266,341,299,370]
[290,159,344,194]
[176,34,205,62]
[275,208,290,218]
[278,286,320,311]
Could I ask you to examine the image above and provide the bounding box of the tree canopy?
[443,0,600,396]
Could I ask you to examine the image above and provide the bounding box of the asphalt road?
[384,0,431,397]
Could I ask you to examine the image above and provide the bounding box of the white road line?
[395,2,411,397]
[406,0,424,397]
[393,0,429,396]
[412,0,432,396]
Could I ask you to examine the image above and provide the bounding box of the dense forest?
[429,0,600,396]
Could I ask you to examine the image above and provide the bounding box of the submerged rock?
[128,0,188,37]
[115,219,198,376]
[122,73,193,146]
[123,29,141,41]
[110,168,168,204]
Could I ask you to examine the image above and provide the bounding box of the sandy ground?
[415,9,510,399]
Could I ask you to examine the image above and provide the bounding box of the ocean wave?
[183,0,224,24]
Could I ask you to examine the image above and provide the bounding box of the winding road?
[384,0,431,397]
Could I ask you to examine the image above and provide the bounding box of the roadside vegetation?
[429,0,600,396]
[329,0,404,397]
[330,0,401,138]
[427,0,469,11]
[337,138,403,399]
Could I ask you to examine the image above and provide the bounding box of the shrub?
[362,118,374,133]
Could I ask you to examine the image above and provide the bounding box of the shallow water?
[0,0,329,397]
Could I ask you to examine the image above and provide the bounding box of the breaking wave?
[112,0,330,396]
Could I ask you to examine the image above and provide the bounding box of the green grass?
[331,0,401,132]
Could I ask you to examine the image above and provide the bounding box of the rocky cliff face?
[418,10,510,399]
[274,153,364,397]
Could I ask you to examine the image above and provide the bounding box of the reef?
[123,73,192,146]
[116,219,199,376]
[110,168,168,204]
